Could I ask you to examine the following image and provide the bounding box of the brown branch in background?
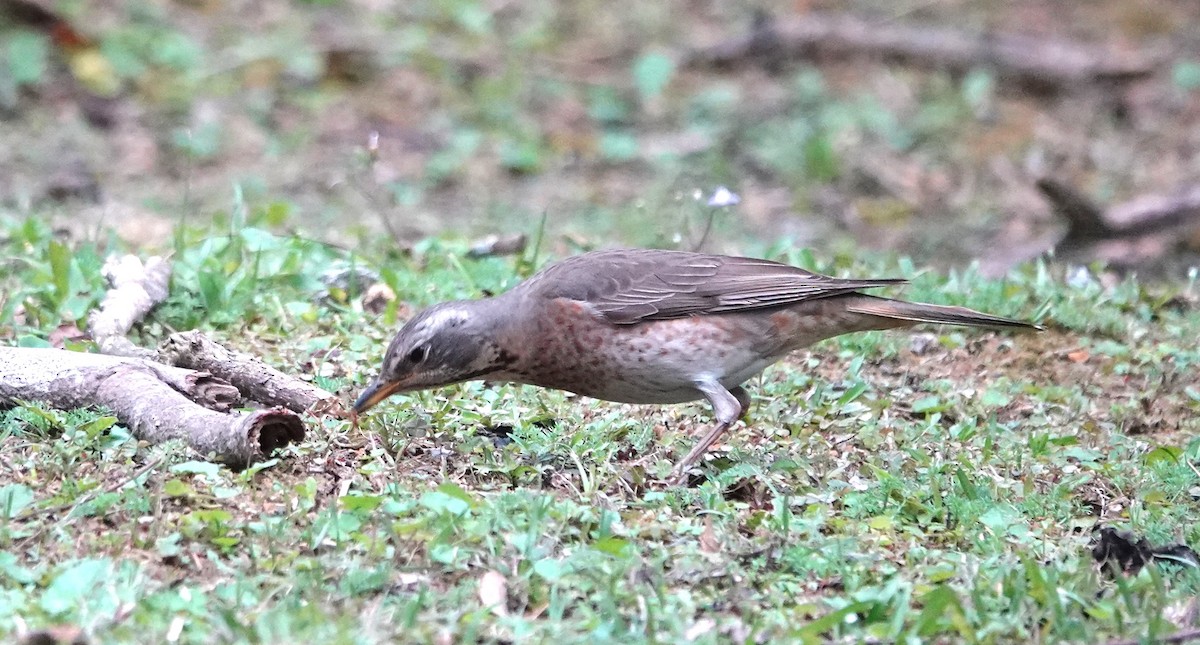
[1034,178,1114,245]
[687,12,1159,91]
[1105,185,1200,234]
[87,254,171,358]
[982,179,1200,275]
[1038,178,1200,249]
[0,347,304,467]
[467,233,528,259]
[159,331,344,417]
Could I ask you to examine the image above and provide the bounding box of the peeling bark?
[0,347,304,467]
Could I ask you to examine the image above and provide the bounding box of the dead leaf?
[49,323,87,348]
[699,516,721,554]
[362,282,396,315]
[478,569,508,616]
[1067,349,1090,363]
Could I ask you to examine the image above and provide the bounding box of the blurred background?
[2,0,1198,274]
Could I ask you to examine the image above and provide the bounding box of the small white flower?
[707,186,740,207]
[1066,265,1094,290]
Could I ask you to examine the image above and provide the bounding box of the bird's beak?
[353,377,404,414]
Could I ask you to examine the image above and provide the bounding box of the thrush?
[354,248,1039,482]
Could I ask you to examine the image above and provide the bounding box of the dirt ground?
[2,0,1199,271]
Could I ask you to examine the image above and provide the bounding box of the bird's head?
[353,301,511,414]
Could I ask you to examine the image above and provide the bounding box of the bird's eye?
[407,345,428,363]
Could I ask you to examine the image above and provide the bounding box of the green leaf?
[163,479,194,497]
[435,482,477,507]
[803,134,839,180]
[911,396,945,414]
[40,559,110,615]
[1144,445,1182,466]
[791,601,874,643]
[211,486,240,500]
[498,136,542,173]
[0,552,38,584]
[598,131,639,161]
[837,381,869,407]
[7,31,49,86]
[76,415,118,438]
[632,53,675,102]
[978,505,1018,532]
[171,461,222,479]
[587,86,629,124]
[211,536,240,549]
[961,69,995,110]
[980,388,1011,407]
[239,227,281,252]
[342,494,384,513]
[1172,60,1200,91]
[0,484,34,519]
[429,543,460,565]
[189,509,232,525]
[914,585,971,639]
[591,536,633,558]
[420,491,470,516]
[48,240,72,303]
[197,271,225,310]
[156,533,182,558]
[532,558,567,581]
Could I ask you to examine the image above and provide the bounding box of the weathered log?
[159,331,343,416]
[0,347,304,466]
[687,12,1158,91]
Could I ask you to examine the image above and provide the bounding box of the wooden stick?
[159,330,343,416]
[87,255,171,358]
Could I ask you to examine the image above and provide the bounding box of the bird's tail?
[843,295,1041,331]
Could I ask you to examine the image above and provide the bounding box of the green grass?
[2,214,1200,643]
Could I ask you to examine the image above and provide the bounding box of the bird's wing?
[524,248,906,324]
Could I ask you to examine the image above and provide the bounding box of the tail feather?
[844,295,1041,331]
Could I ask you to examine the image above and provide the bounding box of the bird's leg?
[731,386,752,419]
[669,380,745,484]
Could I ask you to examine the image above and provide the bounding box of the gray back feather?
[519,248,906,324]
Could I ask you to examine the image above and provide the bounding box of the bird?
[354,248,1039,483]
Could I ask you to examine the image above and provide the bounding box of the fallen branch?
[984,180,1200,274]
[159,331,343,416]
[467,233,528,259]
[1039,178,1200,256]
[1038,179,1200,246]
[687,12,1158,91]
[87,254,171,358]
[0,347,304,467]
